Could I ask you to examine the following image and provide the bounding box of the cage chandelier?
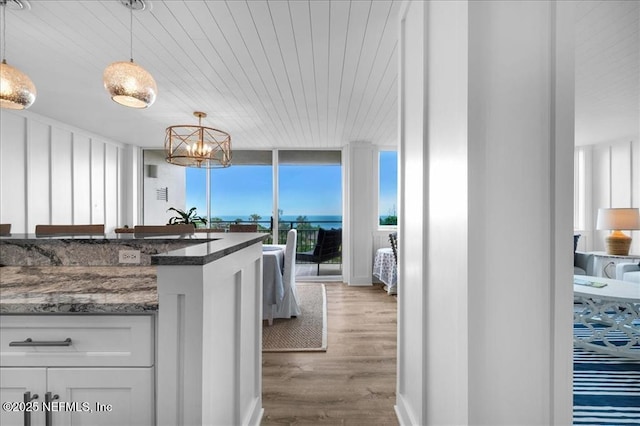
[103,0,157,108]
[165,111,232,168]
[0,0,37,110]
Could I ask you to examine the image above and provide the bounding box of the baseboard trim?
[395,394,419,426]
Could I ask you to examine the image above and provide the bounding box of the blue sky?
[186,152,397,220]
[187,165,342,219]
[379,151,398,217]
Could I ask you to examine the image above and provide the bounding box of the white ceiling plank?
[330,0,372,146]
[266,0,315,146]
[308,0,331,146]
[1,0,635,150]
[224,0,304,146]
[338,0,393,144]
[325,0,352,148]
[344,0,398,144]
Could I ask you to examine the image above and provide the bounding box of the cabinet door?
[47,367,154,426]
[0,368,46,426]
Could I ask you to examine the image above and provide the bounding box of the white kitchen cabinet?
[0,315,155,426]
[0,368,46,426]
[0,367,153,426]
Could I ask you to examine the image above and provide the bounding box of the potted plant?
[167,207,207,228]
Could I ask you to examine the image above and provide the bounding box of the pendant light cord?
[129,0,133,62]
[1,1,6,62]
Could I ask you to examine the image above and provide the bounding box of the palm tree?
[296,215,312,230]
[249,214,261,223]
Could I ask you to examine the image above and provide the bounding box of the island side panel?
[156,242,263,426]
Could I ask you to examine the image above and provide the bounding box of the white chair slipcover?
[264,229,301,324]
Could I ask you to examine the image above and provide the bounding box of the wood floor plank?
[262,283,399,425]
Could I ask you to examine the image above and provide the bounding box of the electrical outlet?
[119,250,141,264]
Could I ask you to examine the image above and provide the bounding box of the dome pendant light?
[0,0,36,110]
[103,0,157,108]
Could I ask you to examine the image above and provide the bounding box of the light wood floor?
[262,283,399,425]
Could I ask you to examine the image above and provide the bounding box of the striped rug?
[573,324,640,425]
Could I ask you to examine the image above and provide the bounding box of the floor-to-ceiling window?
[379,150,398,226]
[278,150,342,277]
[186,150,273,236]
[182,149,343,276]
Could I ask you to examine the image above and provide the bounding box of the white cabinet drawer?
[0,315,154,367]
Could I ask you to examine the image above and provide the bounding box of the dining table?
[373,247,397,294]
[262,246,285,307]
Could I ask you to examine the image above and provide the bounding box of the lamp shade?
[103,59,157,108]
[0,59,36,110]
[596,208,640,230]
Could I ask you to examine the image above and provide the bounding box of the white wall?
[142,150,186,226]
[396,1,574,424]
[0,110,132,233]
[575,139,640,254]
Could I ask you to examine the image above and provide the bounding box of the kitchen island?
[0,232,266,426]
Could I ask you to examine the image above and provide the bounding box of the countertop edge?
[0,304,158,314]
[151,233,267,265]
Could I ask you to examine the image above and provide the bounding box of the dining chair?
[264,229,301,325]
[115,227,135,233]
[229,224,258,232]
[134,224,195,236]
[389,232,398,266]
[281,229,300,314]
[0,223,11,235]
[35,224,105,236]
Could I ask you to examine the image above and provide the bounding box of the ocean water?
[211,215,396,227]
[212,215,342,229]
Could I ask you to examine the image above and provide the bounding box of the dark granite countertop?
[0,266,158,313]
[0,233,266,313]
[152,233,267,265]
[1,232,266,266]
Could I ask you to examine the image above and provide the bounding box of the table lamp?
[595,207,640,256]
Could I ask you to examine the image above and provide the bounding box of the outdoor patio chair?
[296,228,342,275]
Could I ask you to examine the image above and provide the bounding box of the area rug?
[262,283,327,352]
[573,323,640,425]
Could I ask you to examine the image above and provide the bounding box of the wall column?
[344,141,375,285]
[396,1,574,424]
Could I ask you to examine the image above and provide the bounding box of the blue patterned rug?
[573,325,640,425]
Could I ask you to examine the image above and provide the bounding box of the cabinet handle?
[23,391,38,426]
[9,338,72,347]
[44,393,59,426]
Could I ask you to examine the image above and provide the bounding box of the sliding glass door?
[186,151,273,239]
[182,149,343,276]
[278,150,342,277]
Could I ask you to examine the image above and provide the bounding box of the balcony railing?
[202,219,342,263]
